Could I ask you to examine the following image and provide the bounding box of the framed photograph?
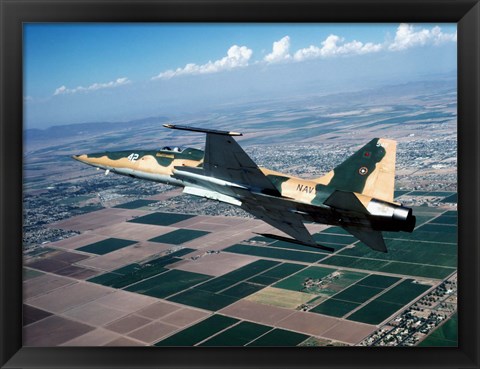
[1,0,479,368]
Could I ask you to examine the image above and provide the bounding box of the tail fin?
[314,138,396,203]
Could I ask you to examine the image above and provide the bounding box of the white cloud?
[150,24,454,81]
[264,36,291,63]
[294,34,382,61]
[53,77,131,96]
[389,24,457,51]
[153,45,253,80]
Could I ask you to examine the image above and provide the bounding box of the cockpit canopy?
[160,146,185,153]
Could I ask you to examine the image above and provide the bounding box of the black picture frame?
[1,0,479,368]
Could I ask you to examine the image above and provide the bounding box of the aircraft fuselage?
[73,147,415,235]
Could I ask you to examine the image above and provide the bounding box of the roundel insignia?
[359,167,368,175]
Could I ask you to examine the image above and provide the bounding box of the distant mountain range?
[24,77,456,144]
[25,116,169,141]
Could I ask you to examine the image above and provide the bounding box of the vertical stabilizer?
[314,138,396,203]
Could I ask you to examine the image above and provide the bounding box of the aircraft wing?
[242,200,315,242]
[165,124,281,196]
[238,192,333,252]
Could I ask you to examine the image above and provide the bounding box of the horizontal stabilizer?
[343,226,387,253]
[163,124,242,136]
[255,233,334,253]
[324,190,367,213]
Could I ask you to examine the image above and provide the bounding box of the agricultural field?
[23,197,457,347]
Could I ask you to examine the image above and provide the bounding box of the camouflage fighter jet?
[73,124,416,253]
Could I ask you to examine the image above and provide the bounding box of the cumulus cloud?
[294,35,382,61]
[389,23,457,51]
[53,77,130,96]
[153,45,253,80]
[264,36,291,63]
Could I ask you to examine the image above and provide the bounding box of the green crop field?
[195,277,239,292]
[221,259,280,281]
[376,279,431,305]
[321,254,454,279]
[247,262,306,285]
[114,199,157,209]
[77,238,137,255]
[440,193,457,203]
[430,215,457,225]
[356,274,400,289]
[443,210,458,216]
[149,229,210,245]
[414,215,437,226]
[247,275,279,286]
[394,190,412,198]
[321,228,457,279]
[199,321,272,346]
[262,239,339,253]
[338,238,456,267]
[125,269,212,298]
[191,260,282,296]
[88,265,170,289]
[246,328,310,346]
[221,282,264,299]
[313,233,356,245]
[224,244,326,263]
[386,230,457,244]
[331,284,383,304]
[346,279,432,324]
[310,298,361,317]
[128,212,195,226]
[310,273,400,318]
[259,262,306,279]
[320,255,389,270]
[88,248,195,288]
[347,300,403,325]
[155,315,239,346]
[167,289,238,311]
[320,227,351,235]
[379,262,455,279]
[181,259,282,305]
[416,223,457,234]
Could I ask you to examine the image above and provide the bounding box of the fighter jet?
[73,124,416,253]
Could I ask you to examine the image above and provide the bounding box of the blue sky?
[24,23,457,129]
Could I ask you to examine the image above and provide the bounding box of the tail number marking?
[128,153,139,162]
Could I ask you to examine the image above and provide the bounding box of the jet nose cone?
[72,154,87,162]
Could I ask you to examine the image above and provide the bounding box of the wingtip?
[162,124,242,136]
